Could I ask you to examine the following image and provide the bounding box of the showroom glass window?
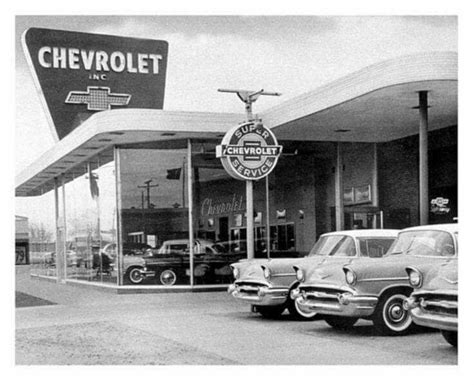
[63,156,117,285]
[118,142,189,286]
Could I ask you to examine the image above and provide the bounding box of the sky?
[14,15,458,230]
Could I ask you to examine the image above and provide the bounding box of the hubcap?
[389,304,404,321]
[130,269,142,282]
[383,294,411,331]
[295,299,317,318]
[161,270,177,285]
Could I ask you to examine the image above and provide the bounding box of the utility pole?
[217,89,281,259]
[137,179,159,209]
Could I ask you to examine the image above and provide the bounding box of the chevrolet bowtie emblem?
[65,86,131,111]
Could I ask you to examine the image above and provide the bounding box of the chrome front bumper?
[404,297,458,332]
[140,267,156,278]
[292,287,378,318]
[228,283,289,306]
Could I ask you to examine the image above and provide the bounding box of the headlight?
[232,266,239,279]
[295,268,304,282]
[262,266,271,280]
[407,268,422,288]
[345,268,357,285]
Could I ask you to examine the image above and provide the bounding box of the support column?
[246,180,254,259]
[61,175,67,282]
[335,143,344,231]
[418,91,429,225]
[54,178,65,283]
[372,143,379,229]
[187,139,195,286]
[265,176,270,259]
[114,146,124,286]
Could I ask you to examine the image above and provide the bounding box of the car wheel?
[159,269,177,286]
[126,267,144,285]
[373,292,413,335]
[441,330,457,347]
[324,315,358,329]
[255,305,285,319]
[287,298,319,321]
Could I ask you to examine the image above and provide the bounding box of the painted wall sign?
[22,28,168,141]
[216,121,282,181]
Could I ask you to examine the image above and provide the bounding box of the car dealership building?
[15,28,457,290]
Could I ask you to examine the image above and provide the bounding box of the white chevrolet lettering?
[110,52,126,72]
[52,47,67,69]
[138,53,148,73]
[37,46,163,74]
[126,52,137,73]
[81,49,94,70]
[68,48,80,69]
[38,46,51,68]
[95,51,109,71]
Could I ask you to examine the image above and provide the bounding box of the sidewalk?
[15,265,458,365]
[16,266,244,364]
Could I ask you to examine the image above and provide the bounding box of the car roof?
[400,223,458,233]
[162,238,214,245]
[320,229,400,237]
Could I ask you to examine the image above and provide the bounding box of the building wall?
[378,125,457,228]
[15,216,29,265]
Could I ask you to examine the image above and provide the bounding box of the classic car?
[139,239,246,285]
[228,229,398,320]
[293,223,457,335]
[404,258,458,347]
[45,249,82,267]
[100,242,152,284]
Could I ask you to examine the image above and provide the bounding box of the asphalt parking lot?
[15,266,457,365]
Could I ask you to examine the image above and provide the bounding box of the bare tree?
[29,222,54,244]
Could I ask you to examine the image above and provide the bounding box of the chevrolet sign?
[22,28,168,141]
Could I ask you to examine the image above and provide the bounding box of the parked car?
[140,239,245,285]
[45,249,82,267]
[404,258,458,347]
[228,229,399,320]
[293,223,457,335]
[101,242,152,284]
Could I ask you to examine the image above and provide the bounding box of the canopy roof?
[16,51,457,197]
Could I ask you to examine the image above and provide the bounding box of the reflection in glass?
[119,146,189,285]
[64,159,117,284]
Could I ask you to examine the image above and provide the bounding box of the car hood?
[300,262,348,288]
[294,256,357,278]
[346,254,452,282]
[299,255,453,289]
[418,259,458,292]
[233,257,306,284]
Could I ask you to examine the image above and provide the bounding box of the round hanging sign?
[216,121,282,181]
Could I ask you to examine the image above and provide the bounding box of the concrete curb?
[30,273,229,294]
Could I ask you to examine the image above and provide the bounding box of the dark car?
[100,242,152,284]
[140,239,245,285]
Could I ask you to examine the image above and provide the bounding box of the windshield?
[308,235,356,257]
[157,242,188,254]
[358,237,395,258]
[387,230,456,257]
